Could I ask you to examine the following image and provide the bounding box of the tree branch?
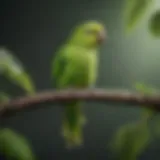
[1,88,160,116]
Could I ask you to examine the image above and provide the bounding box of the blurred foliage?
[109,83,157,160]
[0,48,35,95]
[134,82,157,119]
[149,10,160,37]
[123,0,160,37]
[0,92,10,103]
[0,47,36,160]
[123,0,153,33]
[0,128,35,160]
[109,121,150,160]
[112,0,160,159]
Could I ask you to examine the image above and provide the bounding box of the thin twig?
[1,88,160,116]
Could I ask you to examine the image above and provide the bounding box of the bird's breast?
[87,53,98,84]
[74,52,98,84]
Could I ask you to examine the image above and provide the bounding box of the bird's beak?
[97,30,106,44]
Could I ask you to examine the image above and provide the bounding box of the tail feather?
[61,115,85,149]
[61,101,86,149]
[63,124,83,149]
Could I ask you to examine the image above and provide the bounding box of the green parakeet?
[51,21,106,148]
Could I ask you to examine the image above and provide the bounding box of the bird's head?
[69,21,107,49]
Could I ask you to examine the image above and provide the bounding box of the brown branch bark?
[1,88,160,116]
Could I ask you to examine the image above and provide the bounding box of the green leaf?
[149,10,160,37]
[134,82,156,119]
[123,0,152,33]
[0,92,10,112]
[0,128,35,160]
[109,83,156,159]
[135,82,153,94]
[0,92,10,103]
[0,48,35,95]
[109,122,150,160]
